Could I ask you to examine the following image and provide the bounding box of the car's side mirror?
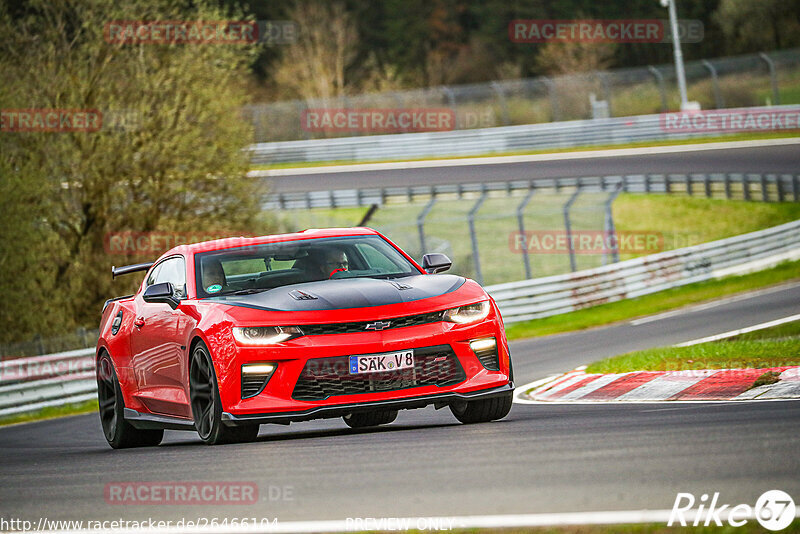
[143,282,179,309]
[422,253,452,274]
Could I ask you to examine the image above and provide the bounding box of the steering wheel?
[328,268,347,279]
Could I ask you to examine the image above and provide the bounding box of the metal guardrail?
[486,219,800,323]
[249,105,800,164]
[244,48,800,143]
[0,348,96,418]
[2,221,799,417]
[263,172,800,210]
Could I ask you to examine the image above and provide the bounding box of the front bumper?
[220,382,514,426]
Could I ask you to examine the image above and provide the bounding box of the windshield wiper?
[229,288,270,295]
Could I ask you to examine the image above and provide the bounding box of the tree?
[0,0,267,340]
[714,0,800,53]
[272,0,359,100]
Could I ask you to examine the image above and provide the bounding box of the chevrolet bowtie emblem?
[365,321,391,331]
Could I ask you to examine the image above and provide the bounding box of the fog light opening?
[241,363,277,399]
[469,337,500,371]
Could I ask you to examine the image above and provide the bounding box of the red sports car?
[96,228,514,448]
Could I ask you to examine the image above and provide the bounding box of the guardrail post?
[603,183,623,265]
[793,174,799,202]
[491,82,511,126]
[743,175,751,201]
[724,173,732,199]
[516,188,537,279]
[776,174,785,203]
[647,66,668,112]
[563,188,582,272]
[704,174,712,198]
[685,174,693,196]
[542,77,561,122]
[416,197,437,255]
[601,73,613,116]
[468,191,489,285]
[701,60,724,109]
[761,174,769,202]
[759,53,781,105]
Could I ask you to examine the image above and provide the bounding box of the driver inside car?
[318,248,349,279]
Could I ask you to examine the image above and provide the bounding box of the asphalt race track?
[1,283,798,526]
[264,142,800,193]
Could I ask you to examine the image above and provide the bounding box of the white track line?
[33,507,800,533]
[249,137,800,176]
[630,281,800,326]
[674,313,800,347]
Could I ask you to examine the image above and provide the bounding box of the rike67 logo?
[669,490,796,530]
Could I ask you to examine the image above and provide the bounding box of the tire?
[97,352,163,449]
[343,410,398,428]
[450,392,513,424]
[189,341,259,445]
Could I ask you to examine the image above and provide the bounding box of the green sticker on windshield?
[206,284,222,293]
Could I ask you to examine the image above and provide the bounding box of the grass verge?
[585,319,800,374]
[0,399,97,427]
[251,132,799,170]
[505,259,800,341]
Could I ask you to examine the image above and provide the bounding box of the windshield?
[194,235,421,298]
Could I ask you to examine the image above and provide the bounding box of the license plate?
[349,350,414,374]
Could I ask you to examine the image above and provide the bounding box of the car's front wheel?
[450,392,513,424]
[97,352,163,449]
[189,341,259,445]
[343,410,398,428]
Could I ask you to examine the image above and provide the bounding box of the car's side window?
[145,263,162,287]
[153,257,187,298]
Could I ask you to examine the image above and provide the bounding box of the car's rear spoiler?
[112,262,154,279]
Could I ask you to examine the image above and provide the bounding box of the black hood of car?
[207,274,465,312]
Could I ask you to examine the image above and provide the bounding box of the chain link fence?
[244,48,800,143]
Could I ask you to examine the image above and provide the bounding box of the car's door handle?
[134,317,145,328]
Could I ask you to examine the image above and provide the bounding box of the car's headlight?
[443,301,490,324]
[232,326,304,345]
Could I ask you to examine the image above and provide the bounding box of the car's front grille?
[292,345,466,401]
[299,311,444,336]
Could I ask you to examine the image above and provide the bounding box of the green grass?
[278,194,800,287]
[505,259,800,341]
[0,399,97,427]
[252,132,800,170]
[585,339,800,374]
[585,319,800,374]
